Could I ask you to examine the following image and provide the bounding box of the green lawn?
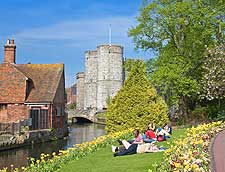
[59,128,187,172]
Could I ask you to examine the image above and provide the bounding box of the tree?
[200,45,225,117]
[124,58,137,73]
[106,60,168,133]
[124,58,139,80]
[68,103,76,110]
[129,0,225,118]
[146,44,199,118]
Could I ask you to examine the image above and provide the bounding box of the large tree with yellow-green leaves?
[106,60,168,133]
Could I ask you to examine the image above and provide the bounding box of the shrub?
[188,106,209,124]
[106,60,169,133]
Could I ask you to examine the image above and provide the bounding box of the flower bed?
[0,129,133,172]
[149,121,225,172]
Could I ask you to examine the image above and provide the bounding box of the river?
[0,123,106,169]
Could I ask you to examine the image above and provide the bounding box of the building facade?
[76,44,124,112]
[0,39,67,131]
[66,84,77,105]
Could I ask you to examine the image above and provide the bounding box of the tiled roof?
[15,63,64,103]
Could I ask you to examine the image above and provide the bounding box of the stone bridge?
[67,109,106,124]
[67,110,96,123]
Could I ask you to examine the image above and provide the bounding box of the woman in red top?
[143,124,157,143]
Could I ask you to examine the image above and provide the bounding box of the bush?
[106,60,169,133]
[187,106,209,124]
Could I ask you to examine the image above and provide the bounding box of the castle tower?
[84,50,98,110]
[96,45,124,110]
[76,72,85,110]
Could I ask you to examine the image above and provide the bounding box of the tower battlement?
[76,72,85,79]
[85,50,98,58]
[97,44,123,54]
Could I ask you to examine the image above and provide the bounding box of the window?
[56,107,61,116]
[40,109,49,129]
[30,109,49,130]
[0,104,7,111]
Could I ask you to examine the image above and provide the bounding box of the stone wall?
[0,128,68,151]
[84,51,97,110]
[76,44,124,112]
[76,72,85,110]
[96,45,123,110]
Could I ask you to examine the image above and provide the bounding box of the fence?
[0,119,29,135]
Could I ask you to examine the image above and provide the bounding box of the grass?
[59,128,187,172]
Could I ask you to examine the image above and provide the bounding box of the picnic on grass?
[112,123,172,157]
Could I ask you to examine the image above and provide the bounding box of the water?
[0,123,105,169]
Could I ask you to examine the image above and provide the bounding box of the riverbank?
[4,121,223,172]
[59,128,187,172]
[0,128,67,152]
[0,123,105,170]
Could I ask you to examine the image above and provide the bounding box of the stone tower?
[96,45,124,110]
[76,72,85,110]
[76,44,124,113]
[84,50,98,110]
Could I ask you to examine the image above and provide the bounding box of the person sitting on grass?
[163,123,172,135]
[143,124,157,143]
[112,129,143,155]
[119,128,143,144]
[155,123,171,141]
[112,141,165,157]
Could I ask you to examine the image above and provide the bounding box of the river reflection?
[0,123,105,169]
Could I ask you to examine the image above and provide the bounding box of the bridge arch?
[72,116,94,123]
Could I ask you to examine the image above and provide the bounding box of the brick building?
[66,84,76,105]
[0,39,67,131]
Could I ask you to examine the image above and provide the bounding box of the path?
[211,130,225,172]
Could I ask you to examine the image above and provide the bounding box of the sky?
[0,0,153,87]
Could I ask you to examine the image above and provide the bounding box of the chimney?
[4,39,16,64]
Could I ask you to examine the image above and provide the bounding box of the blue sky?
[0,0,153,87]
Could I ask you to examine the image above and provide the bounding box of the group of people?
[112,123,172,157]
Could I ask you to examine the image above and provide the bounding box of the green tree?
[68,103,76,110]
[106,60,168,133]
[124,58,139,80]
[124,58,137,73]
[129,0,225,118]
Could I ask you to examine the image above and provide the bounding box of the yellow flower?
[191,163,198,169]
[174,162,181,168]
[184,164,189,170]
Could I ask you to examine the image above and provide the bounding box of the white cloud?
[14,16,136,46]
